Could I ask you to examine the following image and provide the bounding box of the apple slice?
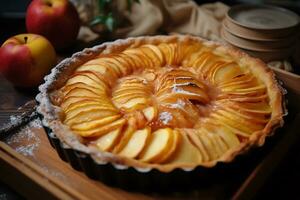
[118,127,151,158]
[66,73,98,87]
[73,70,109,88]
[139,128,173,162]
[215,127,240,148]
[84,58,122,77]
[62,82,105,96]
[112,92,148,102]
[156,129,181,163]
[123,48,151,68]
[209,113,251,137]
[140,46,162,68]
[64,108,118,125]
[64,87,100,99]
[142,44,164,65]
[113,124,136,153]
[121,97,148,109]
[217,103,269,124]
[71,114,121,131]
[191,52,212,71]
[214,64,244,84]
[75,118,126,137]
[95,127,122,152]
[118,53,136,72]
[61,97,100,111]
[142,106,157,122]
[178,43,202,62]
[219,75,255,87]
[102,56,130,76]
[196,130,219,161]
[168,130,203,164]
[76,64,117,84]
[65,101,113,114]
[219,109,265,131]
[185,129,210,162]
[64,99,116,113]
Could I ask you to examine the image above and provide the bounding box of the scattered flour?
[172,84,196,95]
[6,119,41,157]
[159,112,172,125]
[39,164,67,181]
[168,99,186,109]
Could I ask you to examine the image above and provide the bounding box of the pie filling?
[52,39,277,167]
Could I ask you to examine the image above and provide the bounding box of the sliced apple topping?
[118,127,151,158]
[156,129,181,163]
[142,106,157,122]
[71,115,121,131]
[56,39,278,168]
[139,128,174,163]
[95,127,122,151]
[74,118,126,137]
[168,130,203,164]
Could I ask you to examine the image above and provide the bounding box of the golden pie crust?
[36,35,286,173]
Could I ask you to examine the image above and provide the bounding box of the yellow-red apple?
[26,0,80,50]
[0,33,56,87]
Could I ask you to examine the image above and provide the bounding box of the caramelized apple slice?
[123,48,152,68]
[84,58,122,77]
[112,92,148,103]
[158,43,178,65]
[64,109,118,125]
[64,99,116,114]
[142,44,164,65]
[62,82,106,96]
[121,97,148,109]
[185,129,210,162]
[196,130,220,160]
[113,124,136,153]
[61,97,101,111]
[216,102,269,124]
[140,46,162,68]
[118,127,151,158]
[139,128,173,162]
[214,63,244,84]
[142,106,157,122]
[168,130,202,164]
[76,65,117,84]
[71,115,121,131]
[72,70,109,88]
[95,127,122,151]
[218,74,256,87]
[215,127,240,148]
[156,129,181,163]
[64,88,100,99]
[209,113,251,137]
[75,118,126,137]
[65,73,99,87]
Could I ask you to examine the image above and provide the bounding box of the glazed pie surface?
[38,35,285,172]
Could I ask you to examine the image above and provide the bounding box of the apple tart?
[37,35,285,174]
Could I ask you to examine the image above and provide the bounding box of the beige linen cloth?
[117,0,229,41]
[77,0,228,41]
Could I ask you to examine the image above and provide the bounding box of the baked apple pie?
[37,35,285,173]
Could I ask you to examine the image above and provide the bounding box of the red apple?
[26,0,80,50]
[0,33,56,87]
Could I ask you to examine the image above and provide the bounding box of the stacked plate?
[222,4,300,62]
